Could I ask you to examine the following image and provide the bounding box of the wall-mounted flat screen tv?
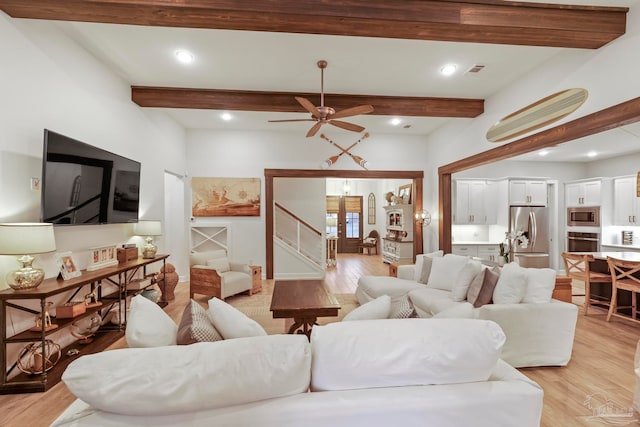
[41,129,141,225]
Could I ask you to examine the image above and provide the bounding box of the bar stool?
[606,256,640,323]
[561,252,612,315]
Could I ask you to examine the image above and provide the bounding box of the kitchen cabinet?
[565,180,601,207]
[454,180,488,224]
[509,180,547,206]
[452,244,500,262]
[613,176,640,225]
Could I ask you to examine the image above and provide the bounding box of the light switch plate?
[30,177,41,190]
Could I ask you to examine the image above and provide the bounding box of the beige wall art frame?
[191,177,261,217]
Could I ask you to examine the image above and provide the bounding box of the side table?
[250,265,262,294]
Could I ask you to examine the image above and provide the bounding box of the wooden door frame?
[265,169,424,279]
[438,97,640,254]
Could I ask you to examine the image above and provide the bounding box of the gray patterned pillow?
[177,299,223,345]
[389,296,416,318]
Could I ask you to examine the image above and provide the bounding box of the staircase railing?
[274,202,324,266]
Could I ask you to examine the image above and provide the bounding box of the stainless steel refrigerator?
[509,206,549,268]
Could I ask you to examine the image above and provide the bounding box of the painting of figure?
[191,177,261,217]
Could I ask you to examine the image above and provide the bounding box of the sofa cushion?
[62,335,311,416]
[432,302,475,319]
[408,288,458,317]
[473,267,501,308]
[357,276,424,301]
[413,250,444,282]
[310,319,505,391]
[125,295,177,348]
[343,295,391,321]
[522,267,557,303]
[427,254,469,291]
[451,260,483,301]
[177,299,223,345]
[190,250,226,267]
[207,257,230,273]
[207,297,267,339]
[493,262,527,304]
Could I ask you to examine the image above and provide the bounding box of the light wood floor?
[1,253,638,427]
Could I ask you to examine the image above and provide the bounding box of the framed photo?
[87,244,119,271]
[57,252,81,280]
[398,184,412,204]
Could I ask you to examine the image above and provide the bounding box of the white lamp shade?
[0,223,57,254]
[135,220,162,236]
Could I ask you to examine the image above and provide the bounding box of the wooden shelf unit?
[0,254,168,394]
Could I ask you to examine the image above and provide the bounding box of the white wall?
[0,13,187,366]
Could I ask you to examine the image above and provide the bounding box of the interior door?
[327,196,363,253]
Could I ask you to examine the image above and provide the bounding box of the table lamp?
[0,223,57,290]
[135,220,162,259]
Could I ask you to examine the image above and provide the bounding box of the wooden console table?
[0,254,168,394]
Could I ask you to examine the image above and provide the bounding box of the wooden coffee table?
[270,279,341,339]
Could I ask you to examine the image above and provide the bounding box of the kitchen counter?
[576,251,640,262]
[600,243,640,250]
[452,242,501,245]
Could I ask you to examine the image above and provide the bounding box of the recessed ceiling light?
[538,150,550,156]
[221,113,233,121]
[440,64,457,76]
[390,118,402,126]
[587,151,598,158]
[175,49,194,64]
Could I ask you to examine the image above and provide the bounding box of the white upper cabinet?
[565,180,601,207]
[509,180,547,206]
[613,176,640,226]
[454,180,487,224]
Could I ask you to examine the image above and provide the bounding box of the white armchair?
[189,250,253,300]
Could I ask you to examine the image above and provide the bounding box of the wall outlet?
[30,177,41,191]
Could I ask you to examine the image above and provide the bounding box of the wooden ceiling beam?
[0,0,627,49]
[131,86,484,118]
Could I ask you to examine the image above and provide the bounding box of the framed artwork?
[57,252,81,280]
[87,244,119,271]
[398,184,412,204]
[367,193,376,224]
[191,177,261,217]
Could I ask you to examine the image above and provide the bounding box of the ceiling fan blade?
[306,122,323,138]
[295,96,320,118]
[329,120,365,133]
[268,119,316,123]
[329,104,374,120]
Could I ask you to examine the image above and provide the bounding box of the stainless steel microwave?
[567,206,600,227]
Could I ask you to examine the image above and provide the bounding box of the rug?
[229,293,359,335]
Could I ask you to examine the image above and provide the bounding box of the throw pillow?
[413,250,444,282]
[125,295,178,348]
[206,257,230,273]
[427,254,469,291]
[343,295,391,321]
[474,267,501,308]
[62,335,311,416]
[310,319,505,391]
[418,256,434,284]
[493,262,527,304]
[177,299,224,345]
[389,295,416,318]
[207,297,267,339]
[466,267,486,306]
[363,237,377,245]
[522,267,557,303]
[451,260,483,301]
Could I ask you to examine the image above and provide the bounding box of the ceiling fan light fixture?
[440,64,457,76]
[175,49,194,64]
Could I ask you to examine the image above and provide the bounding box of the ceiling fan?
[269,60,374,137]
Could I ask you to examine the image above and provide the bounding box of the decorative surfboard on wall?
[486,88,588,142]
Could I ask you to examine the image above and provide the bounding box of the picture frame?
[191,177,261,217]
[87,244,119,271]
[57,252,81,280]
[398,183,412,204]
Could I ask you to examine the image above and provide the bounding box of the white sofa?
[356,254,578,368]
[52,319,543,427]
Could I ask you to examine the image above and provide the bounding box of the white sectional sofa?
[356,253,579,368]
[52,319,543,427]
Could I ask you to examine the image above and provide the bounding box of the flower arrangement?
[499,230,529,264]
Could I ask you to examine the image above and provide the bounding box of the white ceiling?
[20,0,640,161]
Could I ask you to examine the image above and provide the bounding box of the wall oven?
[567,231,600,252]
[567,207,600,227]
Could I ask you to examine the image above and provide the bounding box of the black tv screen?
[41,129,141,225]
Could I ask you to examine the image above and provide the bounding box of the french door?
[326,195,363,253]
